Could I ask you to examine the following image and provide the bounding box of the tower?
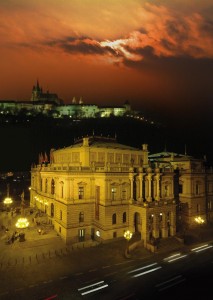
[31,80,42,101]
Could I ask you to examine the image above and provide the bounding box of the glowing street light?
[194,216,205,240]
[15,218,29,229]
[3,197,13,205]
[3,184,13,209]
[124,230,133,258]
[124,230,133,241]
[194,216,205,224]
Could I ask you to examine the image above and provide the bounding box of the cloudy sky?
[0,0,213,122]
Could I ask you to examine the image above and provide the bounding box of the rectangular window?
[123,154,129,163]
[72,152,80,162]
[98,152,105,162]
[107,153,114,163]
[131,154,136,164]
[115,153,122,163]
[122,189,126,200]
[79,186,84,199]
[60,210,62,220]
[113,232,117,238]
[111,187,117,200]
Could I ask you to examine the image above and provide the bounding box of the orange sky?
[0,0,213,120]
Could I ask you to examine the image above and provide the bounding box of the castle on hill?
[0,80,132,119]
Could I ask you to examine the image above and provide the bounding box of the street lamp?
[15,217,29,242]
[124,230,133,258]
[15,218,29,229]
[3,184,13,210]
[194,216,205,240]
[194,216,205,225]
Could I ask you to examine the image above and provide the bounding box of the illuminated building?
[30,136,177,246]
[149,152,213,228]
[0,82,133,118]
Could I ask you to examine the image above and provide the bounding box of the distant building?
[30,136,178,245]
[31,80,63,105]
[0,81,134,119]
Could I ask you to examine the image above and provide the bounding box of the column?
[129,172,134,203]
[138,173,144,203]
[155,174,161,201]
[147,174,152,202]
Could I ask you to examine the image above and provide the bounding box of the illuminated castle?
[0,81,133,119]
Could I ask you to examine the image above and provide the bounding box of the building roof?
[148,151,199,162]
[69,136,140,151]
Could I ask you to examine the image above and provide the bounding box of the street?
[1,241,212,299]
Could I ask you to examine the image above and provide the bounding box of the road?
[2,242,213,300]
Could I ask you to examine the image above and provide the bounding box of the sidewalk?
[1,208,213,273]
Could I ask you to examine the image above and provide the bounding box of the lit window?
[79,229,85,242]
[111,187,117,200]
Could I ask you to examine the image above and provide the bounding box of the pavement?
[0,206,213,298]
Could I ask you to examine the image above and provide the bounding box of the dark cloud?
[166,20,189,42]
[60,40,109,55]
[201,19,213,35]
[45,36,118,56]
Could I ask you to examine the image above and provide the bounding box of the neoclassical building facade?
[30,136,177,245]
[149,152,213,229]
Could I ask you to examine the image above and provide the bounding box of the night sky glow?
[0,0,213,121]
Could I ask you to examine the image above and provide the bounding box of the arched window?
[51,203,54,217]
[112,213,116,225]
[123,212,127,223]
[60,181,64,198]
[51,179,55,194]
[165,185,168,196]
[196,183,199,195]
[79,212,84,222]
